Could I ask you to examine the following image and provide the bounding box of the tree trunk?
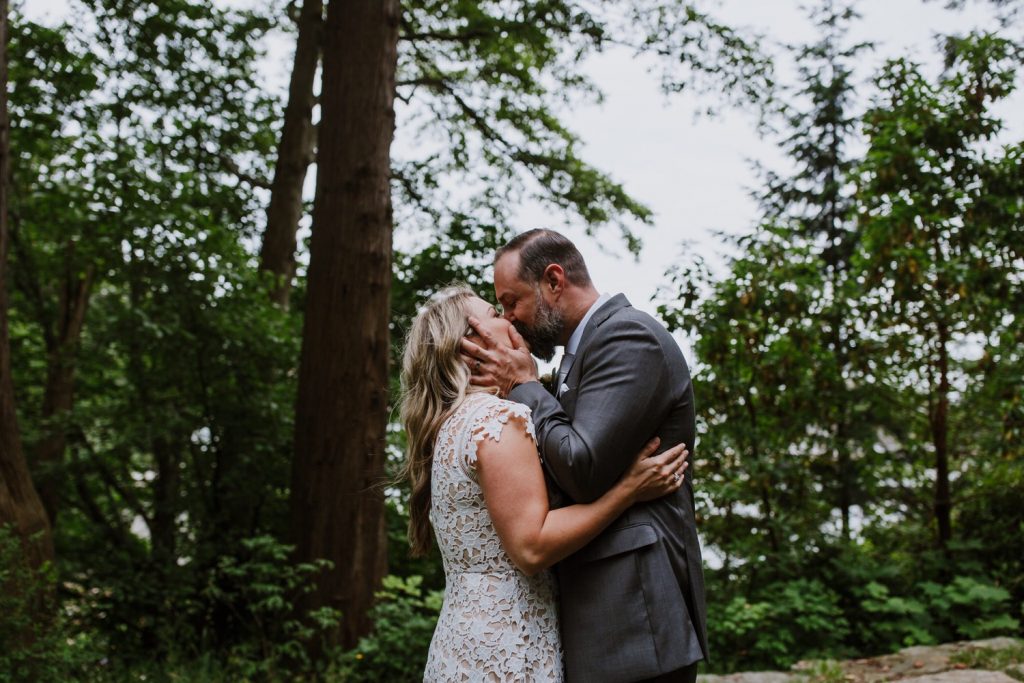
[259,0,324,308]
[0,0,55,591]
[288,0,399,651]
[150,436,179,566]
[931,320,952,547]
[36,256,94,525]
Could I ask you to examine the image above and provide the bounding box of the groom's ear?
[542,264,565,294]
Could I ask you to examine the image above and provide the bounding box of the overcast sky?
[24,0,1023,351]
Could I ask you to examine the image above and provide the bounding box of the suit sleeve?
[508,318,668,504]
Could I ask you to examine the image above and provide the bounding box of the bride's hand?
[620,437,689,503]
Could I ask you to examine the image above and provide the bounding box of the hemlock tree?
[754,0,884,540]
[288,0,401,651]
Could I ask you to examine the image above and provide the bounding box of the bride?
[400,285,688,681]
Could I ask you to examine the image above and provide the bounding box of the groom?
[462,229,708,683]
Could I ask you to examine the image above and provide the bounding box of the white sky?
[24,0,1023,351]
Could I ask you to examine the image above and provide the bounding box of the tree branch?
[70,426,153,532]
[218,153,271,189]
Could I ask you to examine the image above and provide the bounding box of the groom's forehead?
[494,251,523,286]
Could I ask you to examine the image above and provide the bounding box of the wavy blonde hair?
[399,284,488,556]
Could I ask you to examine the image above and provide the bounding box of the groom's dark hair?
[495,229,593,287]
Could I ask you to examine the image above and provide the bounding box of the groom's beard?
[514,293,564,362]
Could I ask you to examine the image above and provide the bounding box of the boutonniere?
[539,371,555,395]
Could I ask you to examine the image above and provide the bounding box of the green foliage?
[384,499,445,593]
[859,580,936,649]
[0,527,88,683]
[922,577,1021,641]
[799,659,847,683]
[394,0,773,259]
[710,578,851,671]
[658,8,1024,674]
[333,575,443,683]
[197,536,342,680]
[7,0,301,667]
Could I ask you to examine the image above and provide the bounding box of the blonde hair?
[399,284,484,556]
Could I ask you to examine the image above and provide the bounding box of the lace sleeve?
[462,398,537,473]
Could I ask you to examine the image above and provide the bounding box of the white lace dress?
[423,392,564,682]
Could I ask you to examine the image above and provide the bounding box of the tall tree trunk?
[288,0,399,651]
[0,0,55,592]
[36,255,94,525]
[931,320,952,547]
[259,0,324,308]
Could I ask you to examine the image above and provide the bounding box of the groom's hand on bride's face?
[461,316,539,398]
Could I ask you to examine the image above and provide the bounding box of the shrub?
[855,574,1020,654]
[333,575,443,682]
[710,577,850,671]
[859,580,936,651]
[198,535,342,680]
[0,525,89,683]
[920,576,1021,641]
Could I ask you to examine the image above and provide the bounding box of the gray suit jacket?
[508,294,708,682]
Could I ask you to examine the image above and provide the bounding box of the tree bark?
[0,0,55,587]
[288,0,399,651]
[932,319,952,547]
[35,254,94,525]
[259,0,324,308]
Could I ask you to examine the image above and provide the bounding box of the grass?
[795,659,848,683]
[949,641,1024,681]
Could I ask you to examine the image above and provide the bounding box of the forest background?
[0,0,1022,680]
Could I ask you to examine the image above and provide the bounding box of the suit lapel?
[560,294,630,393]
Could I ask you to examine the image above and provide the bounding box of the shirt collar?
[565,293,611,356]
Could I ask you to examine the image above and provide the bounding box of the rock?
[964,638,1023,652]
[845,644,956,681]
[703,639,1023,683]
[698,674,797,683]
[895,671,1018,683]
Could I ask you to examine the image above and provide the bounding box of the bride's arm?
[476,417,687,577]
